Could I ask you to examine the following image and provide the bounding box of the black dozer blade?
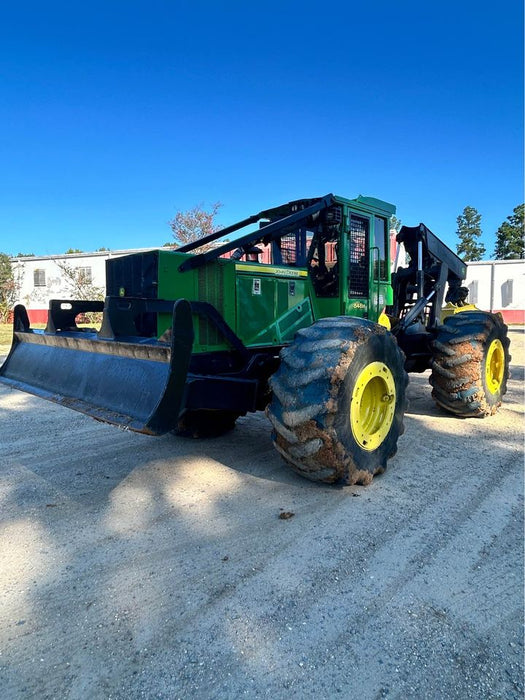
[0,300,194,435]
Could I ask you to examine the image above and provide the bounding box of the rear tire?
[267,317,408,485]
[175,409,240,438]
[429,311,511,417]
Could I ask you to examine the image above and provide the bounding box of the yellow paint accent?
[350,362,396,451]
[485,338,505,394]
[378,312,391,330]
[440,302,479,322]
[235,264,307,278]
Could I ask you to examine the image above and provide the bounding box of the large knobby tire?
[267,317,408,485]
[175,409,240,438]
[429,311,511,417]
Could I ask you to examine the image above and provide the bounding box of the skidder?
[0,195,510,486]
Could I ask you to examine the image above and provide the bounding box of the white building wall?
[465,260,525,323]
[10,249,157,322]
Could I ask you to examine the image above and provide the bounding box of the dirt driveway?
[0,330,523,699]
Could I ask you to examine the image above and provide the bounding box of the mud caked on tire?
[429,311,511,417]
[267,317,408,485]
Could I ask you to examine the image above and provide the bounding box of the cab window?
[374,216,388,279]
[308,229,339,298]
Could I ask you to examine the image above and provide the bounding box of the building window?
[77,266,92,283]
[34,269,46,287]
[468,280,478,304]
[501,279,513,307]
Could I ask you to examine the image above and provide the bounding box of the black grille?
[106,251,159,298]
[349,216,369,298]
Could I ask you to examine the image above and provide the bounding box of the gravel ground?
[0,329,523,699]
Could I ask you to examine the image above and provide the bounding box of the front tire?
[267,317,408,485]
[429,311,511,417]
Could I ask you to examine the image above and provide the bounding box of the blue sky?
[0,1,523,258]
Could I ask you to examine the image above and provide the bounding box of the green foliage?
[96,247,110,251]
[55,260,104,325]
[16,252,35,257]
[390,215,402,232]
[0,253,12,286]
[0,253,18,323]
[455,206,485,261]
[65,248,83,254]
[494,204,524,259]
[168,202,222,252]
[55,260,104,301]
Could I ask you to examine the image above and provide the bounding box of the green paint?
[150,194,396,352]
[236,270,313,345]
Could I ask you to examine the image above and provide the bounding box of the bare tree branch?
[168,202,223,253]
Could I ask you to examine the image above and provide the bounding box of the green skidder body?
[1,193,510,485]
[149,194,395,353]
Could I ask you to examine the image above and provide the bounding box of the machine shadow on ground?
[0,329,523,698]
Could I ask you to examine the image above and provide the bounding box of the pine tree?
[455,206,485,261]
[494,204,524,259]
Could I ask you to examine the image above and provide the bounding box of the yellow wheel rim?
[350,362,396,451]
[485,338,505,394]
